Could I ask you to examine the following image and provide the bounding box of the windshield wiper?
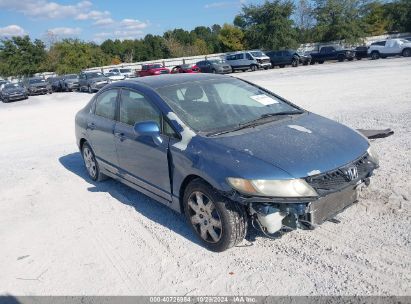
[207,111,304,137]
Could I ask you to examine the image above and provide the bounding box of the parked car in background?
[354,46,369,60]
[171,64,201,74]
[196,59,232,74]
[79,71,111,93]
[368,39,411,59]
[47,76,65,92]
[310,46,356,64]
[109,68,135,78]
[0,83,28,103]
[265,49,311,68]
[62,74,80,91]
[0,79,9,89]
[75,74,379,252]
[104,72,126,82]
[226,50,271,72]
[138,64,170,77]
[23,77,52,95]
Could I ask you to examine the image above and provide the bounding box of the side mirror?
[133,121,163,145]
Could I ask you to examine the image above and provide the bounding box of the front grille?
[306,154,373,192]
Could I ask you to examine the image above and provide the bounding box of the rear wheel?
[371,51,380,60]
[279,64,285,68]
[250,64,257,72]
[291,58,299,67]
[82,142,106,181]
[338,56,345,62]
[183,179,247,252]
[402,48,411,57]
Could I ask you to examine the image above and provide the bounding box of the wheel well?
[79,138,87,151]
[178,174,207,214]
[403,48,411,53]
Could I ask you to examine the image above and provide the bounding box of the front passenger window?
[94,89,118,120]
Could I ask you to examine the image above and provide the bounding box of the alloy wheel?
[83,146,97,179]
[187,191,223,243]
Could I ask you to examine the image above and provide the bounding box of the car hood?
[30,82,48,87]
[206,113,369,178]
[3,87,24,93]
[90,77,109,82]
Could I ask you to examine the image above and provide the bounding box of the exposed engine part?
[250,204,287,234]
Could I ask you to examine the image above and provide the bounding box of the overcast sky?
[0,0,265,43]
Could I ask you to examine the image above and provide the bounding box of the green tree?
[234,0,298,50]
[218,24,245,51]
[0,36,47,77]
[383,0,411,33]
[363,1,389,35]
[313,0,367,44]
[45,39,110,74]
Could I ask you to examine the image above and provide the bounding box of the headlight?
[367,146,379,166]
[227,178,318,197]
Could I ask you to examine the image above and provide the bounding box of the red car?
[137,64,170,77]
[171,64,201,74]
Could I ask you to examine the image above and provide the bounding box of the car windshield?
[87,72,103,78]
[250,51,264,57]
[29,78,45,84]
[120,69,131,73]
[151,64,163,69]
[65,74,78,79]
[4,83,20,89]
[209,59,227,64]
[156,78,301,133]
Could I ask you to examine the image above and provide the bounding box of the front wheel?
[291,58,299,67]
[402,49,411,57]
[183,179,247,252]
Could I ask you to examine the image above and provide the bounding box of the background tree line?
[1,0,410,77]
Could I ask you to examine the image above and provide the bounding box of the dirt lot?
[0,58,410,296]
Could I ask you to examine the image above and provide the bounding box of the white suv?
[108,68,136,78]
[226,50,271,72]
[368,39,411,59]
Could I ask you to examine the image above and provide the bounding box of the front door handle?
[87,122,95,130]
[114,132,126,141]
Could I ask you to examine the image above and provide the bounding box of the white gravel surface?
[0,58,410,296]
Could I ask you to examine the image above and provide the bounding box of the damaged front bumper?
[224,153,378,234]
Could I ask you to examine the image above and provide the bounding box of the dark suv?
[79,72,110,93]
[266,50,311,68]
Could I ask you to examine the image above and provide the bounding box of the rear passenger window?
[94,89,118,120]
[236,53,244,60]
[119,89,161,127]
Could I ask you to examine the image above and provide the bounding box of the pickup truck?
[310,46,355,64]
[138,64,170,77]
[368,39,411,59]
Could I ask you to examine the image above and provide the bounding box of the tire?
[348,57,354,61]
[82,142,107,182]
[371,51,380,60]
[250,65,257,72]
[402,48,411,57]
[88,86,93,94]
[318,60,324,64]
[279,64,285,68]
[211,69,216,74]
[338,56,345,62]
[183,179,247,252]
[291,58,299,67]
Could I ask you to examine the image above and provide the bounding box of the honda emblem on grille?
[344,166,359,181]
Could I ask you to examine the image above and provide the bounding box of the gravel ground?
[0,58,410,296]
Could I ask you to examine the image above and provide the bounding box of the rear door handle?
[87,122,95,130]
[114,132,126,141]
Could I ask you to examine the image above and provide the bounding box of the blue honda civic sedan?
[75,74,379,251]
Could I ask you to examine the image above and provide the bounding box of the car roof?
[113,73,233,89]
